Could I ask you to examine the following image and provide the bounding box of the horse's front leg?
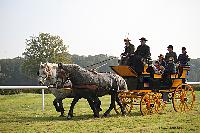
[103,91,116,117]
[67,96,80,120]
[87,97,100,118]
[53,98,65,117]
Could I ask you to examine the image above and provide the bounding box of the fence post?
[42,89,45,112]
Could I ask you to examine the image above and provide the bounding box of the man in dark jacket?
[165,45,177,63]
[120,38,135,65]
[178,47,190,66]
[158,54,166,67]
[135,37,151,62]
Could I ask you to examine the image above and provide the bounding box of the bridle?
[38,64,57,85]
[56,68,72,88]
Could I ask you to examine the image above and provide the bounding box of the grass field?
[0,91,200,133]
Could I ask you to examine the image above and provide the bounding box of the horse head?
[37,62,57,86]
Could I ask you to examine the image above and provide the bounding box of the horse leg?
[93,96,102,112]
[115,93,126,116]
[53,99,65,117]
[57,99,65,117]
[67,96,80,120]
[103,91,116,117]
[87,97,100,118]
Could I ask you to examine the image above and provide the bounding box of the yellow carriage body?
[111,65,190,89]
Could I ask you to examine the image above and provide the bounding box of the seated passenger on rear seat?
[163,57,176,74]
[153,61,165,74]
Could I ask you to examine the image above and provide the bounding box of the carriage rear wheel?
[140,92,164,115]
[114,92,134,114]
[172,84,195,112]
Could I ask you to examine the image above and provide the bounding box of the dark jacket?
[159,60,166,67]
[165,52,177,63]
[121,43,135,56]
[178,53,189,65]
[135,44,151,60]
[164,62,176,74]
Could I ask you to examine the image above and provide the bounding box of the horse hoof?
[122,113,127,117]
[67,115,73,120]
[93,114,100,118]
[103,113,110,118]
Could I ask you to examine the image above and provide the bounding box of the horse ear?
[40,62,42,66]
[58,63,63,69]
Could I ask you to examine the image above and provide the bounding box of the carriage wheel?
[154,93,166,113]
[114,92,125,114]
[121,97,134,114]
[114,92,134,114]
[172,84,195,112]
[140,93,157,115]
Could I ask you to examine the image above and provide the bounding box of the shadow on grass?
[2,112,144,123]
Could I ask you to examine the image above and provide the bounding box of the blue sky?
[0,0,200,59]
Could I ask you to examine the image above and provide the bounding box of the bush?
[0,89,22,95]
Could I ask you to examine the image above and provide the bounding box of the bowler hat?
[124,38,131,42]
[158,54,164,58]
[167,45,173,49]
[182,47,186,50]
[139,37,148,41]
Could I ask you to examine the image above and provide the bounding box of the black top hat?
[124,38,131,42]
[139,37,148,41]
[167,45,173,49]
[182,47,186,51]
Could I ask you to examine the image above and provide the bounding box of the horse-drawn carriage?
[111,64,195,115]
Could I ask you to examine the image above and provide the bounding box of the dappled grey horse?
[38,62,72,117]
[57,63,128,119]
[38,62,102,118]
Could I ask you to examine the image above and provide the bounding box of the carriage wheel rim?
[172,84,195,112]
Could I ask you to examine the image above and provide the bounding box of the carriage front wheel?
[114,92,134,114]
[172,84,195,112]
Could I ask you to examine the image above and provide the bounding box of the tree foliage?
[22,33,71,77]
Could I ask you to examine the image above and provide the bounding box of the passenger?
[177,47,190,78]
[146,62,160,91]
[165,45,177,63]
[162,57,176,103]
[158,54,166,67]
[135,37,151,63]
[178,47,190,66]
[164,57,176,74]
[120,38,135,65]
[153,61,165,74]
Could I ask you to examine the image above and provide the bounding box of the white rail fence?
[0,82,199,112]
[0,86,48,112]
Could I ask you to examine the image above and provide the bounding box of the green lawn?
[0,91,200,133]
